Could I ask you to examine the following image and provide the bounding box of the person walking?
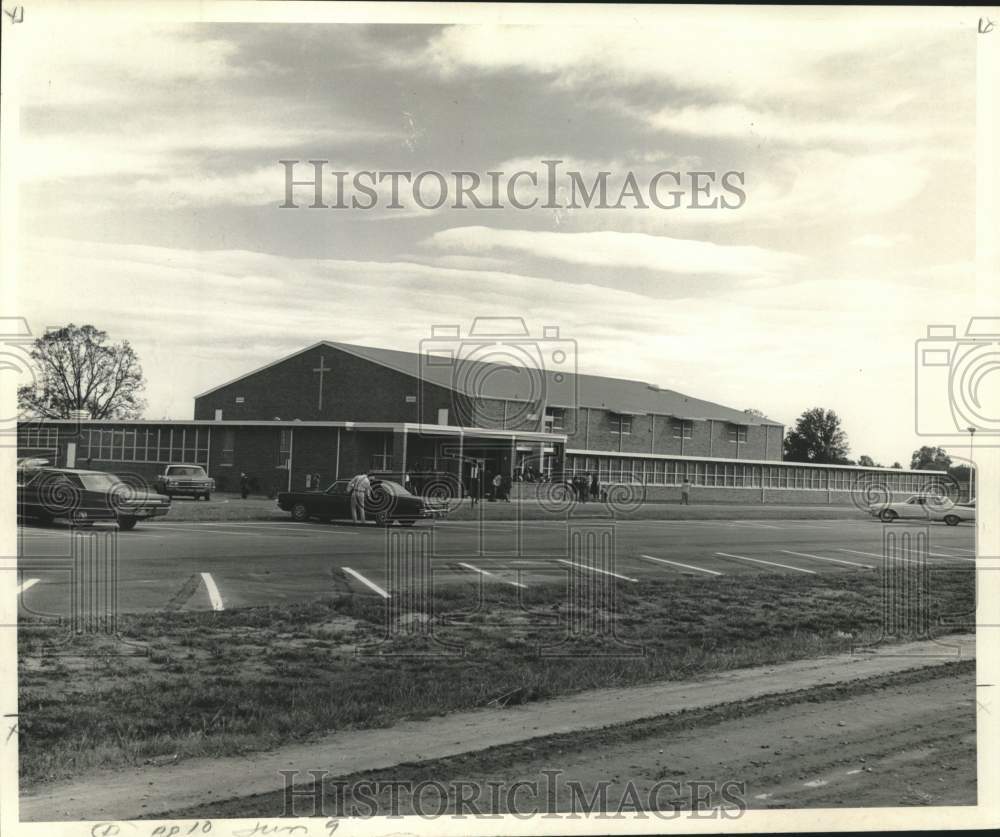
[492,472,502,502]
[501,473,512,503]
[469,461,481,507]
[681,477,692,505]
[347,471,371,524]
[590,472,600,504]
[581,473,591,503]
[239,472,250,500]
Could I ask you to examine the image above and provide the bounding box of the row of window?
[566,455,939,492]
[606,415,746,441]
[72,427,212,466]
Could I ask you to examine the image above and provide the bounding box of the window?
[610,413,632,434]
[235,396,245,404]
[278,429,291,467]
[727,424,748,443]
[544,407,565,432]
[221,429,235,466]
[672,420,693,439]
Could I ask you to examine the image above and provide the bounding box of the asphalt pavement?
[13,514,976,618]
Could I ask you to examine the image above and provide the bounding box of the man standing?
[348,472,371,524]
[469,460,480,507]
[681,477,692,505]
[590,472,600,504]
[240,472,249,500]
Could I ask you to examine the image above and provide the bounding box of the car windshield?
[169,467,206,477]
[324,481,349,495]
[374,480,410,496]
[78,473,123,491]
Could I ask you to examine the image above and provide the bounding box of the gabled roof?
[196,340,782,427]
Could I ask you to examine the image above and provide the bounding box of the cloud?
[419,15,960,104]
[425,227,804,279]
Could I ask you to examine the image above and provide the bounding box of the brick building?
[17,336,944,504]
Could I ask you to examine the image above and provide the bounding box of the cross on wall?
[313,355,330,411]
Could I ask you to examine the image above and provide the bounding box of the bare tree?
[17,324,146,419]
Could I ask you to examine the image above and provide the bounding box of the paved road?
[14,516,976,616]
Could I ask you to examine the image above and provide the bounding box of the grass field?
[19,569,974,785]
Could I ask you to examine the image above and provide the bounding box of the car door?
[901,497,927,520]
[322,480,351,518]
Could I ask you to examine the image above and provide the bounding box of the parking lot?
[13,514,976,618]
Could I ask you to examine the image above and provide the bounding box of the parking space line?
[342,567,391,598]
[640,554,722,576]
[835,548,951,563]
[456,562,527,588]
[932,545,976,556]
[199,572,225,611]
[16,578,40,595]
[780,549,873,569]
[927,552,976,562]
[556,559,638,582]
[714,552,817,574]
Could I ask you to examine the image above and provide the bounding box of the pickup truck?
[154,464,215,500]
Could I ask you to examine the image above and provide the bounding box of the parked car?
[17,465,171,530]
[871,494,976,526]
[154,463,215,500]
[277,479,449,525]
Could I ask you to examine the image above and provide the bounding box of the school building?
[16,337,945,504]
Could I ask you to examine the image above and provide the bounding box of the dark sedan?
[17,466,171,530]
[277,479,448,526]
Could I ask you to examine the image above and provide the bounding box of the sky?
[10,4,983,466]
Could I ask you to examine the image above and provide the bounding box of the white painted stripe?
[557,559,638,582]
[836,548,945,563]
[931,544,975,554]
[728,521,783,530]
[342,567,391,598]
[780,550,874,569]
[16,578,39,595]
[715,552,817,574]
[200,572,225,611]
[457,562,527,588]
[640,554,722,576]
[927,551,976,561]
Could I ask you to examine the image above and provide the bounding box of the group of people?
[568,472,603,502]
[466,462,512,505]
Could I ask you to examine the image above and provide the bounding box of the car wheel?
[204,493,211,501]
[944,514,961,526]
[880,509,898,522]
[117,516,137,531]
[375,510,391,527]
[291,503,310,522]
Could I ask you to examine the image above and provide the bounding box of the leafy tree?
[743,408,767,419]
[17,324,146,419]
[891,462,902,469]
[910,445,951,471]
[782,408,851,464]
[857,455,877,467]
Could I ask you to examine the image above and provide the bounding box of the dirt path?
[20,634,974,821]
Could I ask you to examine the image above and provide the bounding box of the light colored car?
[872,494,976,526]
[154,463,215,500]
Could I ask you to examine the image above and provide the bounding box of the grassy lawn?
[19,569,973,785]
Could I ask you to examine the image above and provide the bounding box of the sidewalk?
[161,493,871,523]
[20,633,974,821]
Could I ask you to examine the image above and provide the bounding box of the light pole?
[967,426,976,502]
